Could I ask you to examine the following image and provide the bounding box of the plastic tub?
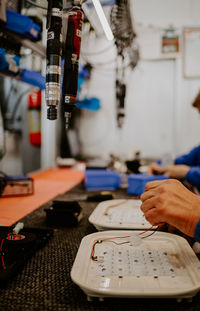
[127,173,169,195]
[84,169,121,191]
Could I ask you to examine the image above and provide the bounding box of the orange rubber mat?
[0,168,84,226]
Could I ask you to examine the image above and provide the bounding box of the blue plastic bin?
[5,10,41,39]
[21,69,45,90]
[127,174,169,195]
[84,169,121,191]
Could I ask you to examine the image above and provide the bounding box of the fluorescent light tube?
[91,0,114,41]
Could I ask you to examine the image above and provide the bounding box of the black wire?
[104,240,130,245]
[4,82,16,107]
[10,88,33,126]
[141,227,159,239]
[3,87,33,132]
[92,239,130,260]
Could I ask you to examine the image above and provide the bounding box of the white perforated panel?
[106,209,148,226]
[97,249,175,277]
[71,231,200,300]
[89,199,154,230]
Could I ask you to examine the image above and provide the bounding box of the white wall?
[124,60,175,158]
[133,0,200,27]
[133,0,200,156]
[78,0,200,160]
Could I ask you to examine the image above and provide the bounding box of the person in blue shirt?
[148,145,200,191]
[141,91,200,241]
[148,91,200,191]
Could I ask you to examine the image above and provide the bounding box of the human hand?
[153,164,190,178]
[140,179,200,237]
[147,162,161,175]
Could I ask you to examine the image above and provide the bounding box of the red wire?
[90,227,157,261]
[138,225,154,235]
[0,231,18,269]
[0,238,6,270]
[90,235,131,260]
[90,242,97,260]
[0,232,14,270]
[0,238,4,250]
[1,255,5,269]
[7,232,14,239]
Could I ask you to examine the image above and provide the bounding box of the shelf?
[0,27,46,58]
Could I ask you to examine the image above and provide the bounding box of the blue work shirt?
[175,145,200,190]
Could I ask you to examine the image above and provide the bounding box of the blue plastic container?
[127,174,169,195]
[84,169,121,191]
[5,10,40,39]
[21,69,45,90]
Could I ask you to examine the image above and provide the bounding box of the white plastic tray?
[89,199,154,230]
[71,231,200,300]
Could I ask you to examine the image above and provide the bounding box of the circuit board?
[71,231,200,300]
[89,199,155,230]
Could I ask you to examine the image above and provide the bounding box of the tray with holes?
[89,199,155,230]
[71,230,200,300]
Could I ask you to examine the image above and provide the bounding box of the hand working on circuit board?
[148,162,190,179]
[140,179,200,240]
[147,91,200,191]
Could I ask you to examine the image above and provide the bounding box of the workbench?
[0,182,200,311]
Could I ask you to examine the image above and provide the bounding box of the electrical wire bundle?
[110,0,139,64]
[110,0,139,127]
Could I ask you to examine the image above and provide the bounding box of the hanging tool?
[62,0,83,128]
[116,79,126,128]
[45,0,63,120]
[116,55,126,128]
